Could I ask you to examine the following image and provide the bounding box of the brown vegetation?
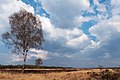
[0,68,120,80]
[0,71,88,80]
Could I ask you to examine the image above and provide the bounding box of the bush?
[90,69,120,80]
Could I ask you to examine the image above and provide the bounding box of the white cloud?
[93,0,106,13]
[89,40,100,48]
[90,15,120,43]
[64,54,75,58]
[0,0,34,35]
[98,53,111,59]
[30,49,48,60]
[11,49,48,62]
[40,0,90,28]
[93,0,100,5]
[27,0,120,67]
[88,1,120,43]
[103,53,111,59]
[11,54,23,62]
[40,16,83,41]
[74,16,93,26]
[73,0,90,9]
[40,16,93,50]
[111,0,120,15]
[41,0,90,13]
[1,0,120,67]
[97,4,106,13]
[66,34,90,49]
[34,0,38,3]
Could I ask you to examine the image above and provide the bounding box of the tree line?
[0,64,72,69]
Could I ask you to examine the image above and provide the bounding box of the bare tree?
[98,65,104,70]
[35,58,43,67]
[2,9,44,73]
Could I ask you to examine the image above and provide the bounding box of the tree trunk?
[22,51,27,73]
[22,63,25,73]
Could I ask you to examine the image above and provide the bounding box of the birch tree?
[2,9,44,73]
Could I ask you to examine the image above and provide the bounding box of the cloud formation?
[41,0,90,28]
[39,0,120,67]
[0,0,34,35]
[1,0,120,67]
[11,49,48,62]
[30,49,48,60]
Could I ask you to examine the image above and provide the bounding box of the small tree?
[35,58,43,67]
[2,9,44,73]
[98,65,104,70]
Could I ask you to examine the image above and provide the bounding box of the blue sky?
[0,0,120,68]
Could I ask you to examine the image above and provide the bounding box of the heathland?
[0,65,120,80]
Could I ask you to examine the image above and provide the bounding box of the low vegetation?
[89,69,120,80]
[0,70,89,80]
[0,67,120,80]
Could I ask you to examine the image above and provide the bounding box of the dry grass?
[0,69,120,80]
[0,70,90,80]
[0,71,88,80]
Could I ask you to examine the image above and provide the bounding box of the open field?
[0,68,120,80]
[0,70,88,80]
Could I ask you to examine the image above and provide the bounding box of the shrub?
[90,69,120,80]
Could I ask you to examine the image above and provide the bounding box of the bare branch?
[1,9,44,73]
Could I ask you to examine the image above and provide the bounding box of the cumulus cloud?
[29,49,48,60]
[66,34,90,49]
[23,0,120,67]
[111,0,120,16]
[93,0,100,5]
[87,15,120,60]
[39,16,93,51]
[90,15,120,42]
[74,16,95,26]
[1,0,120,67]
[0,0,34,35]
[11,49,48,62]
[40,0,90,28]
[103,53,111,59]
[11,54,23,62]
[79,0,120,65]
[63,54,75,58]
[40,16,81,40]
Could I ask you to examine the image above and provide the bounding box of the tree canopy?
[2,9,44,72]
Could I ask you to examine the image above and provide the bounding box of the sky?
[0,0,120,68]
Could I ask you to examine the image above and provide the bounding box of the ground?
[0,68,120,80]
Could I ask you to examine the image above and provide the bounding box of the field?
[0,68,120,80]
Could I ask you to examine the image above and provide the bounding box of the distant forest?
[0,64,73,69]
